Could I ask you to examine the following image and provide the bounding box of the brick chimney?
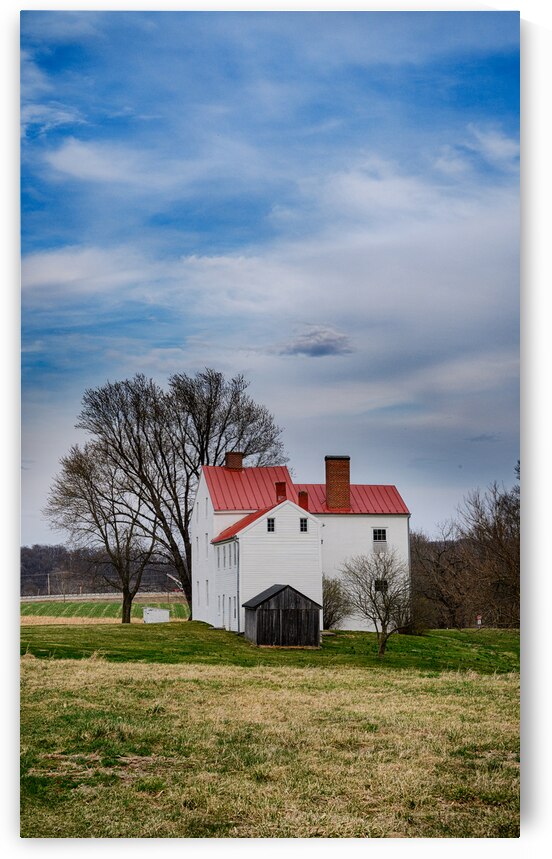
[298,490,309,511]
[325,455,350,509]
[275,481,287,503]
[225,451,244,470]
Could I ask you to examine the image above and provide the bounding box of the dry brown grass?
[20,656,519,838]
[21,615,142,626]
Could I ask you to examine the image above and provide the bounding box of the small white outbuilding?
[143,607,170,624]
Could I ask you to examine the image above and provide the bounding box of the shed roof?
[242,583,322,610]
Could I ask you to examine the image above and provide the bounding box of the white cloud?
[21,11,102,44]
[20,50,52,100]
[20,49,89,137]
[21,245,172,306]
[21,103,86,138]
[43,134,268,193]
[44,139,157,186]
[468,125,520,167]
[434,146,471,176]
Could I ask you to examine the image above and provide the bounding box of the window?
[217,546,220,568]
[300,518,308,532]
[218,595,221,615]
[196,580,200,605]
[373,528,387,554]
[267,518,275,532]
[206,579,209,606]
[223,545,226,568]
[375,579,388,593]
[233,596,237,619]
[233,542,237,566]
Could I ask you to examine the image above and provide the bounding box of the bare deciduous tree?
[44,443,157,622]
[73,369,287,608]
[340,550,411,656]
[410,524,475,629]
[170,368,287,467]
[322,575,351,630]
[411,464,520,629]
[456,478,519,627]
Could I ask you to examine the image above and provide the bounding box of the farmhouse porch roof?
[211,507,273,544]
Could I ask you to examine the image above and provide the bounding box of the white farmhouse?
[190,452,410,632]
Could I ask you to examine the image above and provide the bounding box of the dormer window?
[300,518,308,532]
[267,518,275,532]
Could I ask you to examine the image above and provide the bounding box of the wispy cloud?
[21,104,86,138]
[467,125,520,170]
[21,245,164,299]
[434,126,519,178]
[468,433,500,443]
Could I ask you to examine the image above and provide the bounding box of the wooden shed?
[242,584,322,647]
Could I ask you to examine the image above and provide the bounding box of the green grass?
[20,619,519,674]
[20,656,519,838]
[20,619,519,837]
[21,600,189,620]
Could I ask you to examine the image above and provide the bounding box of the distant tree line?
[20,544,182,598]
[322,464,520,638]
[410,463,520,629]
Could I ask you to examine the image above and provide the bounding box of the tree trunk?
[122,590,133,624]
[377,630,388,657]
[175,554,192,614]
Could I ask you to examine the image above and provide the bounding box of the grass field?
[21,598,189,623]
[20,616,519,838]
[20,618,519,673]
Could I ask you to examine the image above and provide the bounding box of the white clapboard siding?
[216,541,240,632]
[318,513,411,631]
[190,470,219,626]
[238,502,322,632]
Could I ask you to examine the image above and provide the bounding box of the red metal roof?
[211,507,274,544]
[295,483,409,515]
[202,464,409,516]
[203,465,297,511]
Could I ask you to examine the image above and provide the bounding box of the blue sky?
[20,10,520,545]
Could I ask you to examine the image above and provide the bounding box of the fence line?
[20,591,186,603]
